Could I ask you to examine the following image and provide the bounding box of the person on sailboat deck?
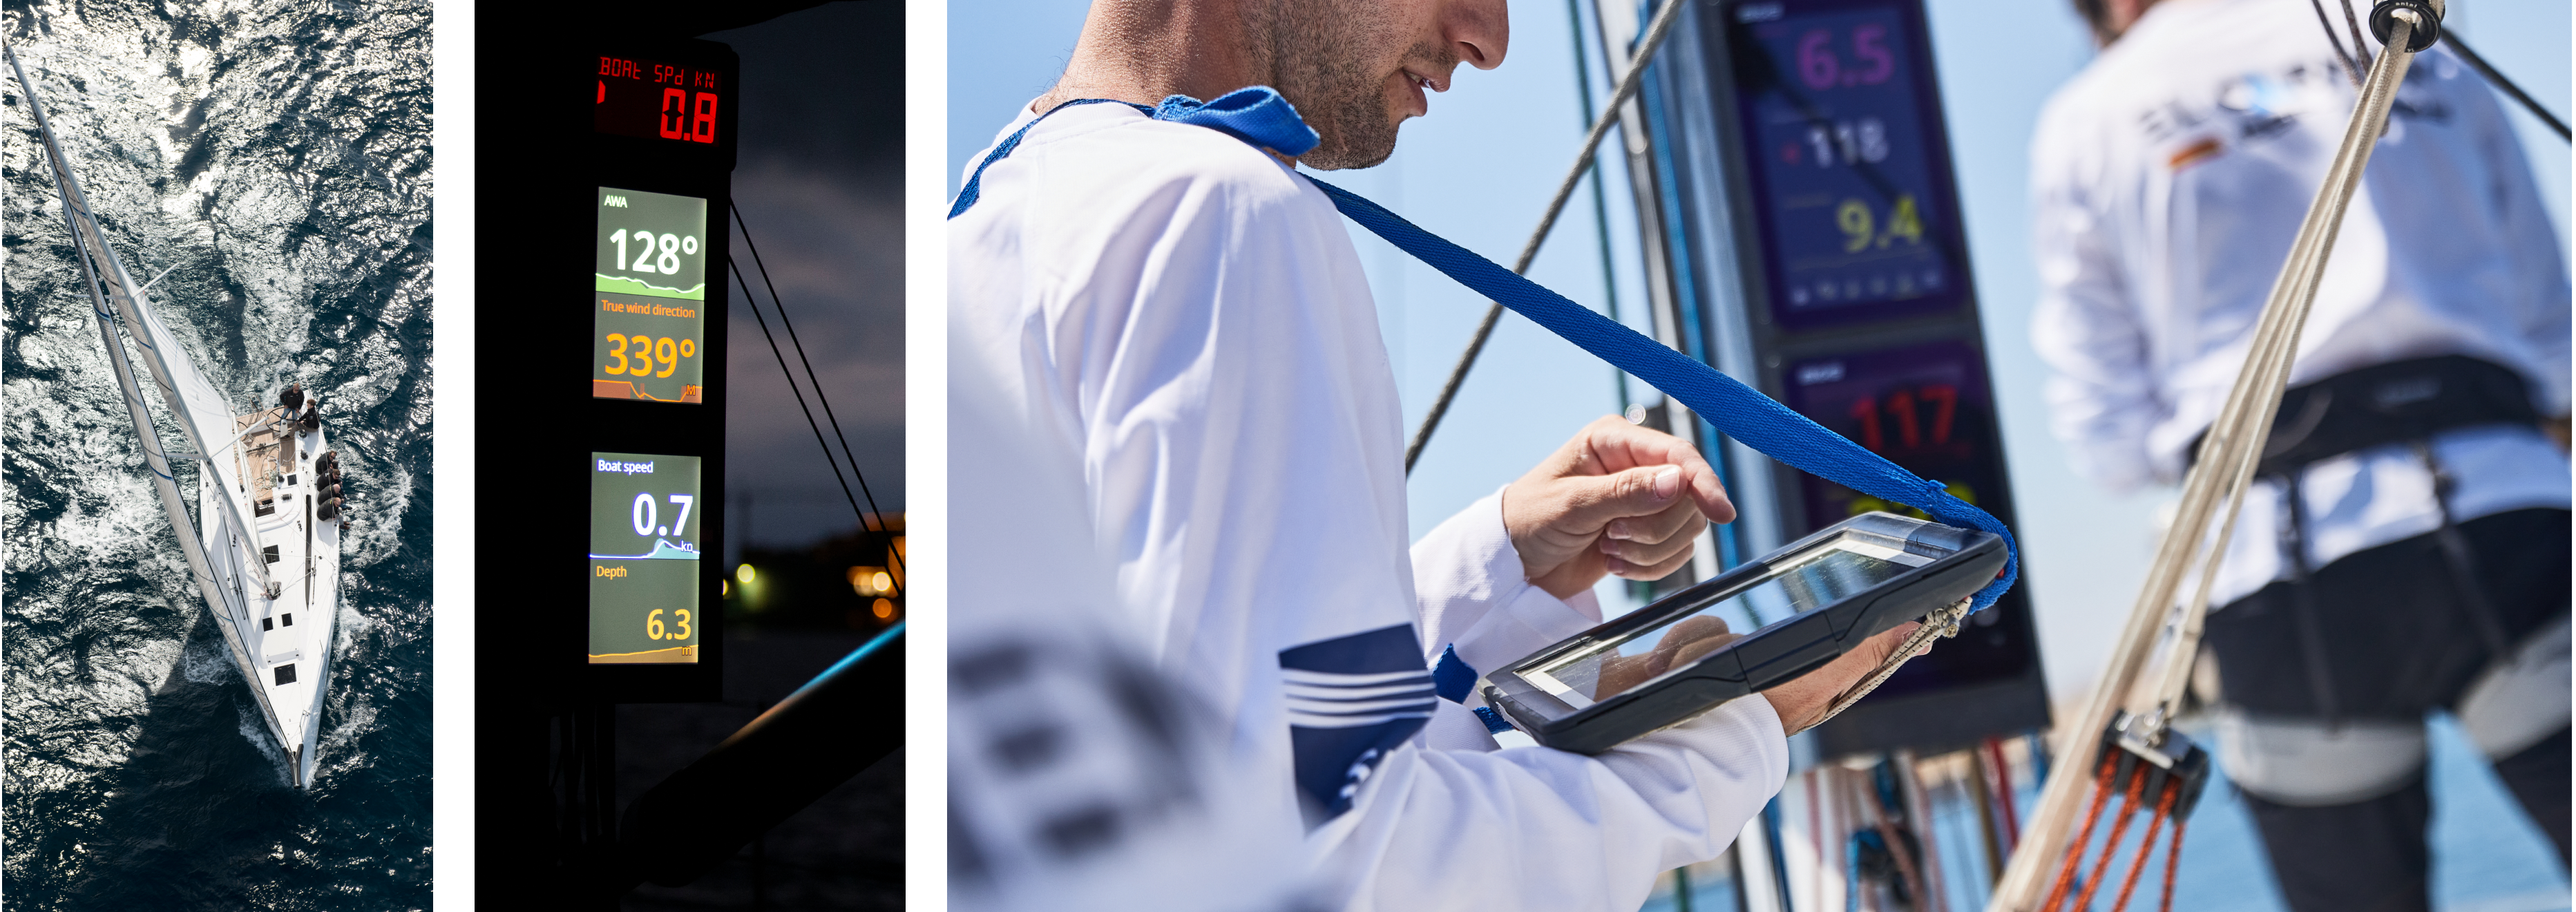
[948,1,1925,909]
[2032,0,2570,907]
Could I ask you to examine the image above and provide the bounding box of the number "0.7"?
[630,492,696,538]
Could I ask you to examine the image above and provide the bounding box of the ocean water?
[1,1,432,909]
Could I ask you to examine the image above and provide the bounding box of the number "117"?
[1848,383,1957,453]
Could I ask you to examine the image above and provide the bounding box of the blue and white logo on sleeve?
[1279,624,1437,826]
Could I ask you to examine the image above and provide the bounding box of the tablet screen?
[1524,536,1929,705]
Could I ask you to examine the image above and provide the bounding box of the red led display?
[596,55,723,145]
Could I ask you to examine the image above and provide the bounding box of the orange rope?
[2158,819,2188,912]
[2068,765,2150,912]
[2108,781,2183,912]
[2041,752,2123,911]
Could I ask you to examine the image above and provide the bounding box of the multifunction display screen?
[593,187,708,403]
[589,453,703,664]
[596,54,724,145]
[1782,339,2021,694]
[1728,1,1965,327]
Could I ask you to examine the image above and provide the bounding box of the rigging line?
[137,259,182,294]
[1401,0,1688,475]
[2444,33,2570,141]
[729,202,908,585]
[2337,0,2374,73]
[1566,0,1630,413]
[2307,0,2367,87]
[727,259,903,600]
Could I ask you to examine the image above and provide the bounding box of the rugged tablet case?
[1483,513,2005,754]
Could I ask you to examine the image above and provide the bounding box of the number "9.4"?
[607,334,696,378]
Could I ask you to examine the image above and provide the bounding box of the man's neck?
[1036,0,1271,113]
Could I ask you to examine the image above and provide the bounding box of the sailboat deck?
[236,409,288,513]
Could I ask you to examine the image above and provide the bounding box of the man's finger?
[1606,542,1697,580]
[1550,463,1698,533]
[1599,512,1707,567]
[1579,417,1735,523]
[1604,497,1705,547]
[1847,623,1921,672]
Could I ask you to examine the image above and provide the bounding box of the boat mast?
[7,46,276,601]
[8,47,254,615]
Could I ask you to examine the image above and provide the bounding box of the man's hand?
[1502,416,1735,599]
[1760,623,1923,736]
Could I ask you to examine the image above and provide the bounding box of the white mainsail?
[12,46,337,788]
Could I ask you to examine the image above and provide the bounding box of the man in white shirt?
[2032,0,2570,906]
[949,0,1924,909]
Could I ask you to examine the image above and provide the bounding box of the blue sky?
[947,0,2571,701]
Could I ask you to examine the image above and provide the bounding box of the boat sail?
[10,47,341,788]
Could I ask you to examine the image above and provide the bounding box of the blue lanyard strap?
[1310,176,2015,611]
[951,86,2016,612]
[949,89,1322,220]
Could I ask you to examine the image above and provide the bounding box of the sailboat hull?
[12,37,344,792]
[200,413,343,788]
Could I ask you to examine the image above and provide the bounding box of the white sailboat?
[10,47,341,788]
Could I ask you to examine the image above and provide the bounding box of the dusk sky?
[707,0,908,553]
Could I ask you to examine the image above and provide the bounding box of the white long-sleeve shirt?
[2029,0,2570,605]
[951,98,1787,912]
[949,347,1308,912]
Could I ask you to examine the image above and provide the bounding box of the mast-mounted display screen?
[595,54,725,146]
[589,452,704,664]
[1726,0,1968,329]
[593,187,709,403]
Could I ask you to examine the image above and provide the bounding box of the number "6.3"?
[647,607,694,641]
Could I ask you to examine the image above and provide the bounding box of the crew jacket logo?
[1280,624,1436,825]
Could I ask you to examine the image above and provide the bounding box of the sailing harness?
[950,86,2019,727]
[2182,355,2541,728]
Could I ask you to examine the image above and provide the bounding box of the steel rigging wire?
[2444,33,2569,141]
[727,206,905,598]
[1402,0,1687,474]
[1563,0,1634,417]
[2315,0,2565,140]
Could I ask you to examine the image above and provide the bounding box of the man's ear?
[2070,0,2117,45]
